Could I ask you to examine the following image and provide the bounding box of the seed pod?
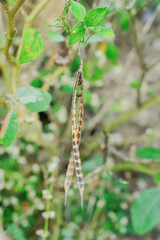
[64,63,84,207]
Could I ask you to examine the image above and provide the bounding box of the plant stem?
[0,0,26,93]
[130,9,147,107]
[25,0,51,27]
[38,25,64,30]
[62,1,71,33]
[110,162,156,176]
[43,175,54,240]
[78,42,81,56]
[1,0,25,66]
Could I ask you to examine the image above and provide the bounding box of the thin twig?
[136,0,154,16]
[105,95,160,131]
[25,0,51,26]
[130,9,147,107]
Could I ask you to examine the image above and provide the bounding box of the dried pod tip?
[80,189,84,209]
[64,185,69,206]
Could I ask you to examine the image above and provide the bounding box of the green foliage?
[130,79,140,89]
[84,7,108,27]
[8,0,15,5]
[17,86,51,112]
[82,154,103,173]
[7,225,27,240]
[0,110,18,148]
[71,0,86,21]
[60,84,73,94]
[68,23,86,45]
[137,147,160,159]
[89,26,115,38]
[154,172,160,184]
[120,10,131,31]
[30,78,43,88]
[84,89,92,105]
[18,28,44,64]
[70,56,81,73]
[131,188,160,234]
[105,42,119,64]
[92,67,105,81]
[135,0,148,9]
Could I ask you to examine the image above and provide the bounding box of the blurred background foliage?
[0,0,160,239]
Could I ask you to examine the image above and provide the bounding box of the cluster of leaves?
[18,1,115,65]
[67,1,114,45]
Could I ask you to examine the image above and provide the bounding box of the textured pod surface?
[64,66,84,207]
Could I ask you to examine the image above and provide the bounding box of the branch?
[105,95,160,132]
[130,9,147,107]
[147,58,160,71]
[111,162,156,176]
[42,67,67,91]
[0,0,8,10]
[136,0,154,16]
[85,162,156,183]
[10,0,25,17]
[1,0,25,66]
[26,0,51,27]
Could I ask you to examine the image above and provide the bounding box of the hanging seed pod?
[64,61,84,207]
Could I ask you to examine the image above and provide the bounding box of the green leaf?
[120,10,131,31]
[84,7,108,27]
[149,91,157,98]
[52,104,61,112]
[131,188,160,234]
[154,171,160,184]
[84,89,92,105]
[70,56,81,73]
[60,84,73,94]
[82,154,103,173]
[8,0,15,5]
[54,18,61,25]
[130,79,140,89]
[105,42,119,64]
[17,86,51,112]
[18,28,44,64]
[71,0,86,21]
[92,68,104,81]
[0,110,18,148]
[137,147,160,159]
[7,225,27,240]
[68,23,86,45]
[89,26,115,38]
[30,78,43,88]
[47,31,65,42]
